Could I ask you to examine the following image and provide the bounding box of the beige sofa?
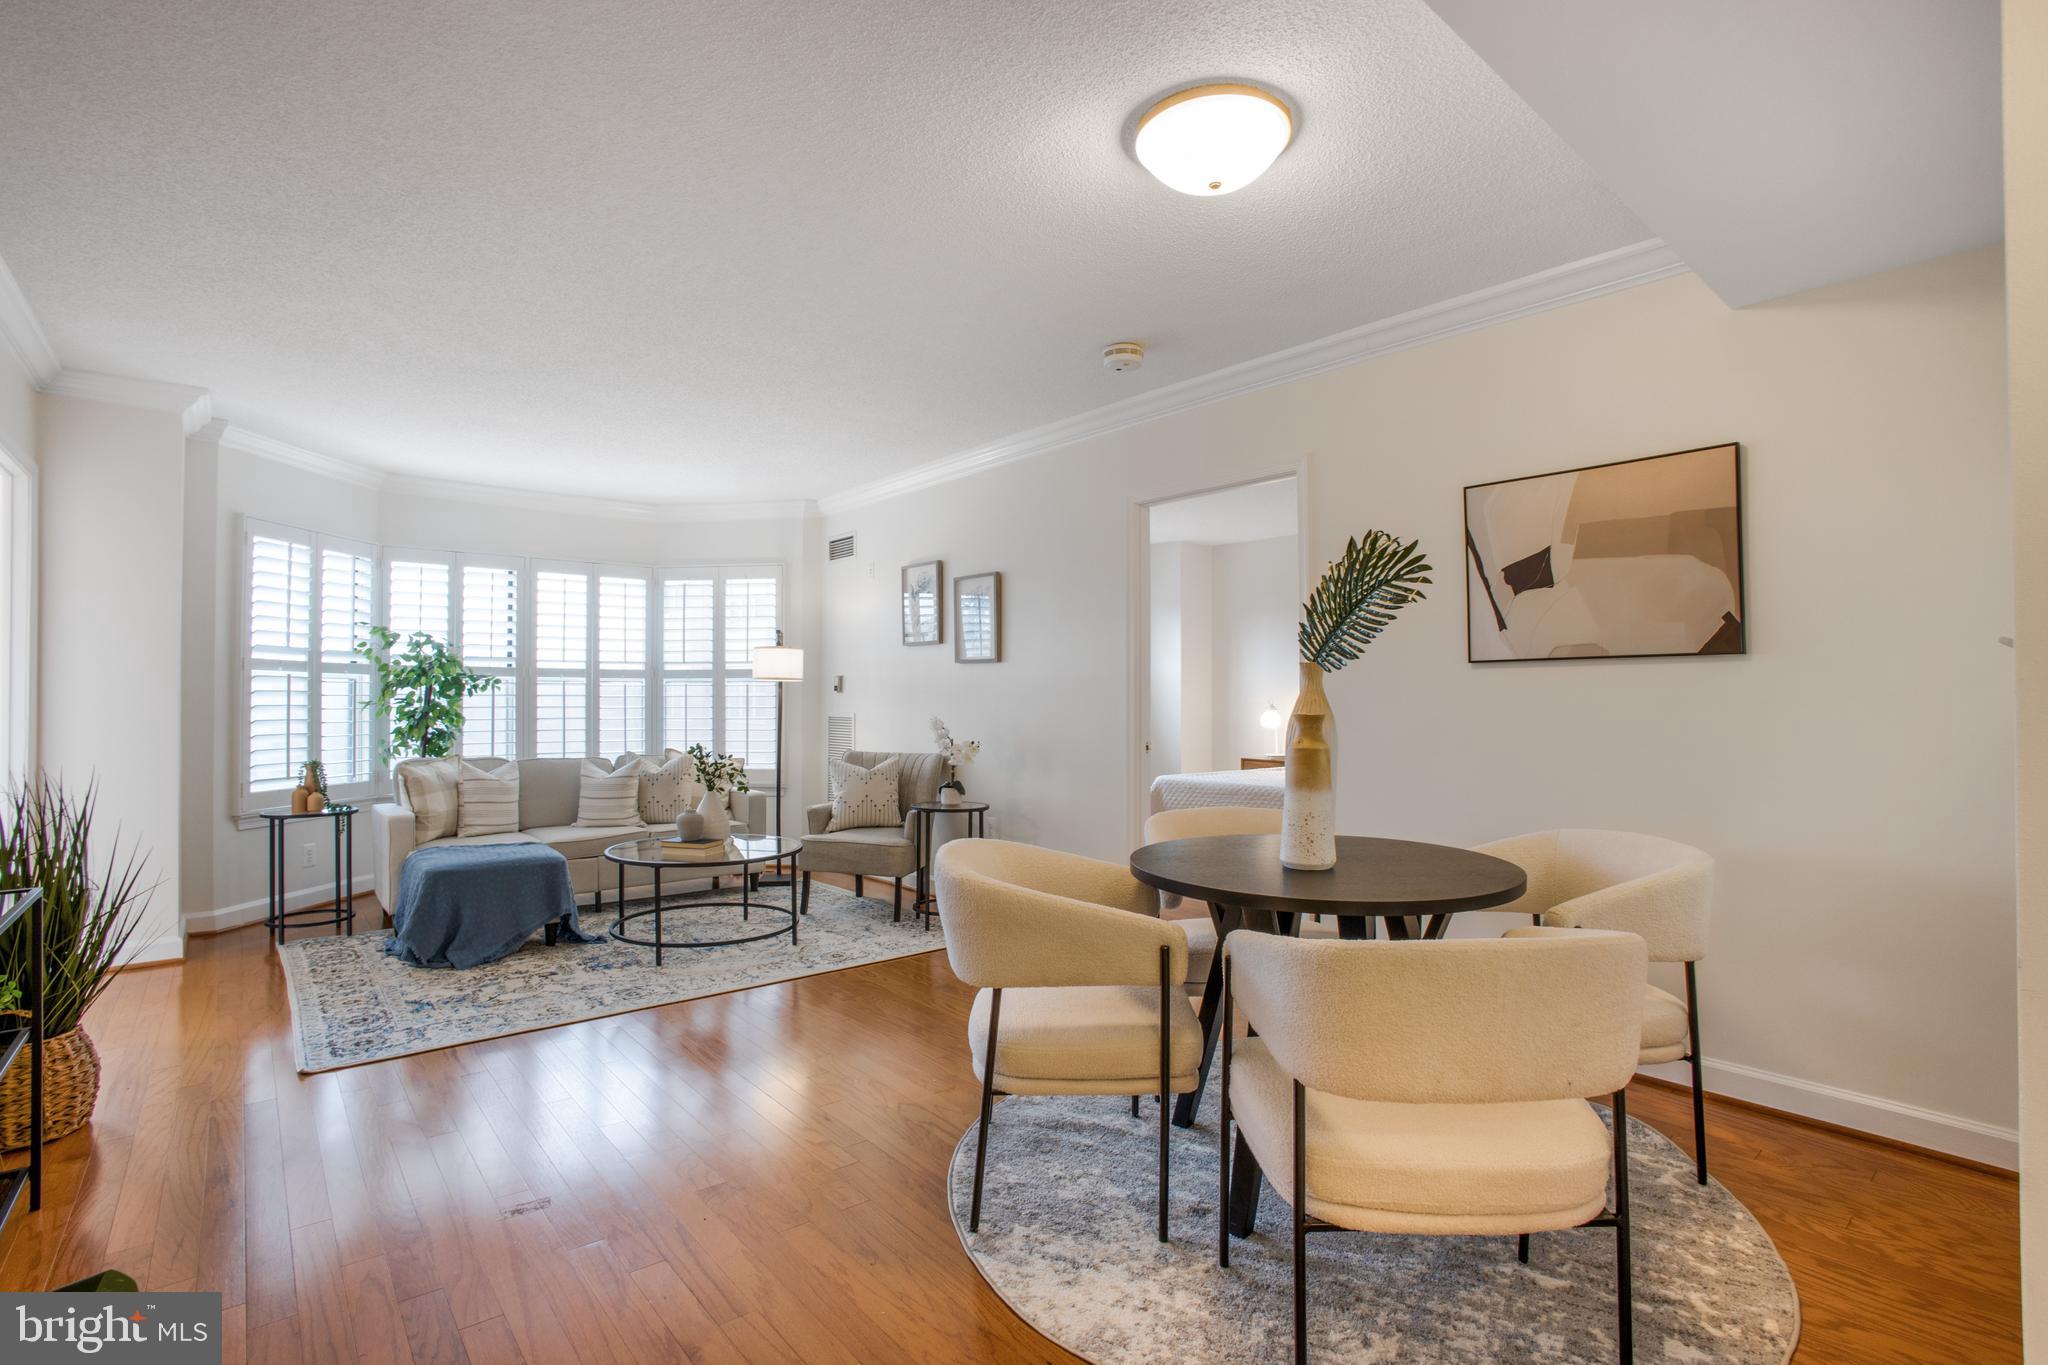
[371,756,770,911]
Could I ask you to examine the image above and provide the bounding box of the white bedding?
[1147,767,1284,815]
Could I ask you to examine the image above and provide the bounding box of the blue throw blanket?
[386,843,602,969]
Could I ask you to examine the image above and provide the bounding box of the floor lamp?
[752,634,804,887]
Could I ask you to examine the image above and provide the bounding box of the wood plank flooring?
[0,886,2022,1363]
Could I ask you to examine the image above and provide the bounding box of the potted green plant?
[355,626,502,762]
[0,776,153,1148]
[684,744,749,839]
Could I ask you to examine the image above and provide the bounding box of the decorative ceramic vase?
[696,790,731,840]
[1280,660,1336,871]
[306,791,326,814]
[940,786,962,807]
[674,810,706,841]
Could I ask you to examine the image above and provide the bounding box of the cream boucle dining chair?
[1219,929,1647,1364]
[934,838,1203,1242]
[1141,807,1339,992]
[1480,829,1714,1183]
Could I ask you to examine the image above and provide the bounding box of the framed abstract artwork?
[1464,443,1745,662]
[901,559,943,645]
[954,571,1001,663]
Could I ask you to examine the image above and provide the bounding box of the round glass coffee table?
[600,836,804,963]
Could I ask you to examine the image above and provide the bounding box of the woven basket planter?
[1,1024,100,1149]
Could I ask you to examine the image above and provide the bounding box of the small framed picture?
[902,559,943,645]
[954,571,1001,663]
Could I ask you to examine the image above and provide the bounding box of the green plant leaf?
[1298,532,1433,672]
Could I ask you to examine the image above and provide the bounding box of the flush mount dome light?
[1135,82,1293,196]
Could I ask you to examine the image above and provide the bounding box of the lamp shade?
[753,644,805,681]
[1259,705,1283,731]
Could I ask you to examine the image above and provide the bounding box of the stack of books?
[660,836,735,863]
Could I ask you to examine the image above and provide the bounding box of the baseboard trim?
[187,876,377,937]
[1638,1055,2016,1171]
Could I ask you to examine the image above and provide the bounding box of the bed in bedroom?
[1146,766,1284,814]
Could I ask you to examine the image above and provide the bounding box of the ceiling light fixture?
[1135,83,1293,196]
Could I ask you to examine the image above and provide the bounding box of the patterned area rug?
[279,880,941,1072]
[948,1077,1800,1363]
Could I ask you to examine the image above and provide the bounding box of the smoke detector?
[1103,341,1146,373]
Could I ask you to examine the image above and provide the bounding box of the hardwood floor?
[0,888,2022,1363]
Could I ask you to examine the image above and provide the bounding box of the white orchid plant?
[931,717,981,794]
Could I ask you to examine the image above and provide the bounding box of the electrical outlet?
[301,842,316,869]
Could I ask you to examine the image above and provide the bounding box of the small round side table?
[258,805,357,944]
[907,800,989,931]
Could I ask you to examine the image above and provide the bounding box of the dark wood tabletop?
[1128,833,1527,918]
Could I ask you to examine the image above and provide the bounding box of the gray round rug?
[947,1078,1799,1363]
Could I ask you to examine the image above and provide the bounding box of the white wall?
[1176,544,1214,774]
[185,430,818,929]
[1209,534,1298,763]
[2003,0,2047,1340]
[1147,542,1182,782]
[821,248,2016,1161]
[39,393,187,963]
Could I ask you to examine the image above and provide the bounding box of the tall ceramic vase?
[1280,661,1336,871]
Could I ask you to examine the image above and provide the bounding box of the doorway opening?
[1141,475,1301,803]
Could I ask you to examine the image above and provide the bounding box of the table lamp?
[1259,704,1284,757]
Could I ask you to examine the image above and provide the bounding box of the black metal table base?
[263,808,356,945]
[604,853,801,965]
[910,803,989,930]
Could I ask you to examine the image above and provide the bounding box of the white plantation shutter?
[716,573,782,772]
[660,576,715,753]
[387,559,451,642]
[461,563,519,756]
[597,575,649,755]
[247,533,312,789]
[318,548,376,784]
[534,570,590,756]
[243,524,381,801]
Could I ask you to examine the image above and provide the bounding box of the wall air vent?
[828,534,857,562]
[826,714,855,767]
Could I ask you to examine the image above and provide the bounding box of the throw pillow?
[828,757,901,832]
[456,761,521,837]
[637,751,702,825]
[397,758,461,842]
[575,759,642,827]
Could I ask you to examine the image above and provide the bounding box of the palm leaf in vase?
[1298,532,1433,671]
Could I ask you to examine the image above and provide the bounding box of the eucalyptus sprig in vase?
[1284,532,1432,870]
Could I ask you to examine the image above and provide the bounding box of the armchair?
[801,749,949,917]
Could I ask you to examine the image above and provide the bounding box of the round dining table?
[1128,833,1528,1123]
[1129,832,1528,1232]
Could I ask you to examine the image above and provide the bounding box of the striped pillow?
[827,757,901,832]
[575,759,643,827]
[456,761,521,837]
[397,758,461,842]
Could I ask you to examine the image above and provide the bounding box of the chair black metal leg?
[1686,961,1708,1184]
[1158,944,1170,1243]
[893,876,902,917]
[1293,1078,1308,1365]
[1614,1086,1634,1365]
[1219,954,1232,1268]
[970,987,1002,1233]
[1517,1233,1530,1263]
[1130,1094,1139,1117]
[855,874,865,898]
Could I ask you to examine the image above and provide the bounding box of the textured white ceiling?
[0,0,1647,501]
[1426,0,2003,308]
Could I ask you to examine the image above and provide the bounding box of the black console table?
[0,886,45,1229]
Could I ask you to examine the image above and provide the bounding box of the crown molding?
[0,255,59,387]
[657,498,815,524]
[200,420,389,490]
[817,238,1688,515]
[44,368,213,435]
